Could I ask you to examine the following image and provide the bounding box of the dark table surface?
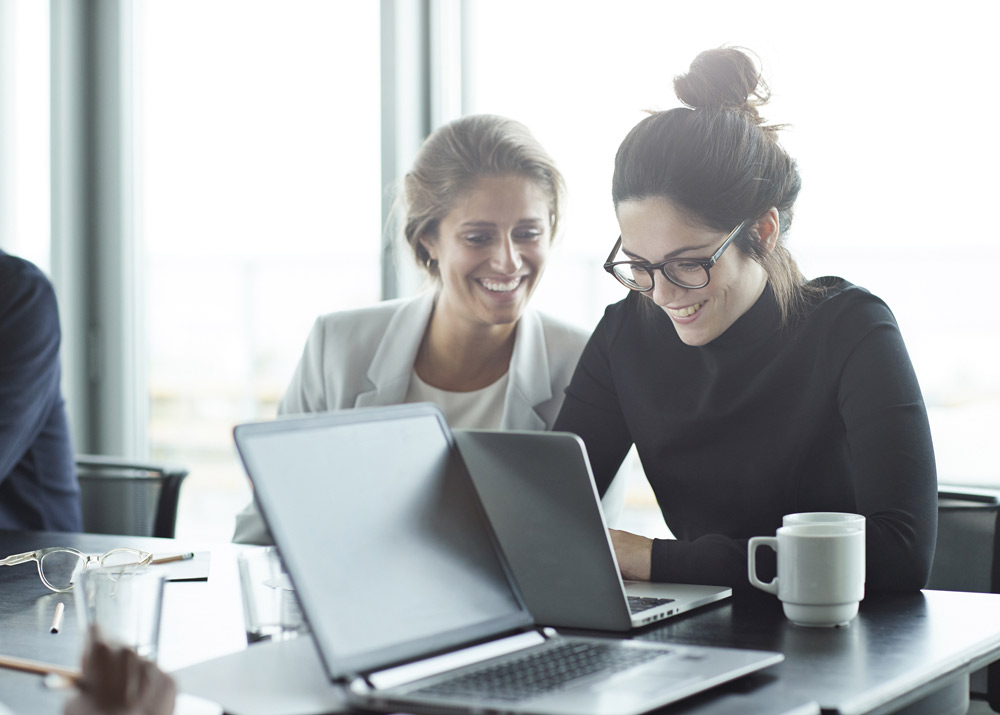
[629,587,999,715]
[4,528,999,715]
[0,529,246,715]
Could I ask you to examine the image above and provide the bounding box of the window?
[21,2,993,543]
[464,1,1000,530]
[0,0,49,269]
[139,1,381,542]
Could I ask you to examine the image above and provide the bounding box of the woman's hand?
[64,628,176,715]
[609,529,653,581]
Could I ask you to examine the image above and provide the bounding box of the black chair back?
[76,455,189,538]
[929,488,1000,712]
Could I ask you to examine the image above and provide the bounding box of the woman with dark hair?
[554,47,937,592]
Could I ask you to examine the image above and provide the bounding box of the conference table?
[2,528,1000,715]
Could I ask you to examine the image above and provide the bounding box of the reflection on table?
[3,528,1000,715]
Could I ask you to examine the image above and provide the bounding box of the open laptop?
[233,403,782,715]
[453,429,731,630]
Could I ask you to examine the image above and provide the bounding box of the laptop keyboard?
[628,595,675,614]
[412,640,668,703]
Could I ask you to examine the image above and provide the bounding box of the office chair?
[927,487,1000,713]
[76,455,190,539]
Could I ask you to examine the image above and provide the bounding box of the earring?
[428,259,438,270]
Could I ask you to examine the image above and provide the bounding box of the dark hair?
[402,114,566,278]
[613,47,814,322]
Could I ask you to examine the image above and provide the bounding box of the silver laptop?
[233,403,782,715]
[454,429,731,630]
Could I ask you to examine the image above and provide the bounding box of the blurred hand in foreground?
[64,628,176,715]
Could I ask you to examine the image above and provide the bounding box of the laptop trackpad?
[589,661,702,696]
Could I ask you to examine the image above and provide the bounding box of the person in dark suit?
[0,249,81,531]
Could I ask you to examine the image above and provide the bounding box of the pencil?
[50,602,65,634]
[0,653,80,682]
[151,552,194,565]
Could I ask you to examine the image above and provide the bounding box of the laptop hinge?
[364,630,548,691]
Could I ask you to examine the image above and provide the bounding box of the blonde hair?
[402,114,566,277]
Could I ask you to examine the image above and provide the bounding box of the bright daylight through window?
[464,1,1000,535]
[140,1,380,541]
[9,1,992,544]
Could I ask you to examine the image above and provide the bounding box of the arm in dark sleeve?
[650,535,753,589]
[835,302,937,591]
[553,307,633,496]
[0,265,64,483]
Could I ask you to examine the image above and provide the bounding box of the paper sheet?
[151,551,211,581]
[171,635,350,715]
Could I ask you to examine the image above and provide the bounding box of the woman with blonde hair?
[234,115,594,543]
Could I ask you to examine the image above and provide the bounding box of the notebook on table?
[453,428,731,631]
[233,403,782,715]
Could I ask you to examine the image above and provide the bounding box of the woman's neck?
[414,304,518,392]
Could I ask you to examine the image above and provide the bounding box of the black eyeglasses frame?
[603,220,748,292]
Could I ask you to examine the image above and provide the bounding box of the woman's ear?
[754,208,780,252]
[418,234,438,262]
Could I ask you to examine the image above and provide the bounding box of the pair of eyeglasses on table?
[0,546,153,592]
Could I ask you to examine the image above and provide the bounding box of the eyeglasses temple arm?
[0,551,38,566]
[604,236,623,267]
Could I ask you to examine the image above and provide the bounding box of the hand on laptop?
[609,529,652,581]
[64,627,176,715]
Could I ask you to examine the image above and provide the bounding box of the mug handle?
[748,536,778,594]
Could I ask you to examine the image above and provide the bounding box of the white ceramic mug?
[748,523,865,627]
[783,512,866,581]
[783,511,866,532]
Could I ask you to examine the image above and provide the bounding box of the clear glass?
[237,546,307,644]
[75,566,166,661]
[0,547,152,592]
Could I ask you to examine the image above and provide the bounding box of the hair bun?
[673,47,769,122]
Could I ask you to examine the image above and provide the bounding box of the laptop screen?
[234,404,532,678]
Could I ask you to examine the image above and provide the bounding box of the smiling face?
[419,174,552,332]
[616,196,769,346]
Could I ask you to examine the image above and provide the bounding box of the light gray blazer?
[232,290,593,544]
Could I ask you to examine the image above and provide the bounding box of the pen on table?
[0,653,80,683]
[151,552,194,565]
[49,602,65,634]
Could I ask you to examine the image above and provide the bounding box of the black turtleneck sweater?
[553,277,937,592]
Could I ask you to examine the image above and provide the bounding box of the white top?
[405,370,509,430]
[274,291,589,431]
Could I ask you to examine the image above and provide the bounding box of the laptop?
[453,429,731,631]
[233,403,782,715]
